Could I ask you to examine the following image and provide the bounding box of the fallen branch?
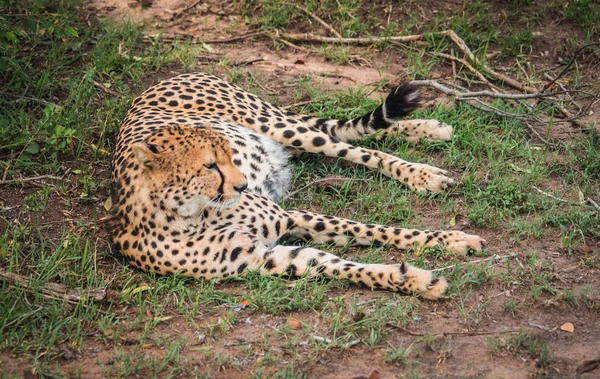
[276,29,536,92]
[438,30,536,93]
[588,198,600,212]
[143,31,267,45]
[523,121,552,145]
[294,4,342,39]
[542,42,600,92]
[387,323,519,337]
[435,51,490,85]
[233,57,265,67]
[0,174,63,185]
[532,186,599,212]
[93,80,123,99]
[409,80,555,100]
[272,36,311,52]
[409,79,596,136]
[201,31,267,44]
[0,268,107,303]
[276,31,424,44]
[8,95,63,110]
[432,253,518,272]
[389,39,496,89]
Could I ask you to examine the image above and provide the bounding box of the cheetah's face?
[132,125,248,217]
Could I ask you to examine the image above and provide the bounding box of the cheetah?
[110,72,485,300]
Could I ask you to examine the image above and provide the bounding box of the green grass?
[0,0,203,177]
[564,0,600,34]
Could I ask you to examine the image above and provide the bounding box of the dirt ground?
[2,0,599,378]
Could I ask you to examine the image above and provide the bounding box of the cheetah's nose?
[234,183,248,193]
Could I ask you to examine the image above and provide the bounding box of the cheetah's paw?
[444,231,486,255]
[393,262,448,300]
[404,163,455,193]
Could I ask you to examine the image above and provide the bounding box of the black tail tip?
[383,83,421,120]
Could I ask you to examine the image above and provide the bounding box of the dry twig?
[275,31,424,44]
[0,268,107,303]
[276,29,536,92]
[294,4,342,39]
[246,71,277,95]
[272,37,311,52]
[542,42,600,92]
[588,198,600,212]
[432,253,518,272]
[0,174,63,185]
[410,80,552,100]
[143,31,267,45]
[387,323,519,337]
[201,31,267,44]
[93,80,123,98]
[532,186,600,212]
[6,95,63,109]
[233,57,265,67]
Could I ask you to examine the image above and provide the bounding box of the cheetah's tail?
[292,83,421,142]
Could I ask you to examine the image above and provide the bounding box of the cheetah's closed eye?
[109,72,485,300]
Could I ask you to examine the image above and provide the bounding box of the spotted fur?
[110,73,485,300]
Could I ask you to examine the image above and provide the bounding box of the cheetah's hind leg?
[251,244,448,300]
[287,210,485,255]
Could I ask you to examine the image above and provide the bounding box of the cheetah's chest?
[207,119,292,202]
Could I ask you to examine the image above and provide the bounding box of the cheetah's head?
[131,125,248,217]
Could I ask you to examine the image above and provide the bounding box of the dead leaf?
[288,318,302,330]
[576,359,600,375]
[369,370,380,379]
[560,322,574,333]
[449,214,456,226]
[104,196,113,211]
[294,59,305,65]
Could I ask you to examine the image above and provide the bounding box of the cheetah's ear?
[132,142,159,171]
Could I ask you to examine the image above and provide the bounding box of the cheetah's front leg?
[368,120,454,143]
[265,126,453,192]
[248,244,447,300]
[288,211,485,255]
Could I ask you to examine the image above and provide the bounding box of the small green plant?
[488,330,553,367]
[23,186,50,211]
[499,27,534,58]
[564,0,600,32]
[317,44,351,64]
[385,341,418,365]
[503,298,521,315]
